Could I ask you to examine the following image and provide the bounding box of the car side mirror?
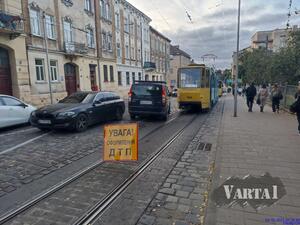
[19,103,28,108]
[93,100,102,106]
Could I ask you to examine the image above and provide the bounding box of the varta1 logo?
[103,123,138,161]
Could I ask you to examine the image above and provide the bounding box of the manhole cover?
[197,142,212,151]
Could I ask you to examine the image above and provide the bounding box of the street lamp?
[234,0,241,117]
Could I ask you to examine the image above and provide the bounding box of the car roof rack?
[134,80,167,84]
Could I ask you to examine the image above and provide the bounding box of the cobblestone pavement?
[205,96,300,225]
[0,98,180,214]
[131,100,224,225]
[4,111,191,225]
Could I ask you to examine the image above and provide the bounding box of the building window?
[84,0,92,12]
[125,45,129,59]
[132,72,135,83]
[118,71,122,86]
[107,34,112,52]
[131,47,135,59]
[63,20,72,43]
[35,59,45,81]
[138,72,142,80]
[152,75,155,81]
[50,60,58,81]
[115,13,120,30]
[109,65,114,82]
[145,74,149,81]
[103,65,108,82]
[46,15,55,39]
[126,72,130,85]
[87,28,94,48]
[30,9,41,35]
[117,43,121,58]
[124,17,129,32]
[100,0,111,21]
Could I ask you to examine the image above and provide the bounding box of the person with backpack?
[271,84,283,113]
[292,84,300,135]
[246,83,257,112]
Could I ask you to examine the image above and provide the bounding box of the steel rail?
[0,112,181,225]
[73,114,199,225]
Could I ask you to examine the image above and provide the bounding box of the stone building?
[168,45,191,89]
[146,26,171,82]
[0,0,31,102]
[114,0,151,97]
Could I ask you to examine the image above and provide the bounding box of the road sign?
[103,123,138,161]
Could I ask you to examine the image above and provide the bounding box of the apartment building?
[0,0,31,102]
[145,26,171,82]
[250,26,299,52]
[168,45,191,89]
[0,0,172,105]
[114,0,151,97]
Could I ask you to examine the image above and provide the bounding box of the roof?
[149,26,171,42]
[170,45,191,59]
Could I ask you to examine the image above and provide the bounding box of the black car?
[30,91,125,132]
[128,81,171,120]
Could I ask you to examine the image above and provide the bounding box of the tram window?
[179,68,201,88]
[201,69,210,88]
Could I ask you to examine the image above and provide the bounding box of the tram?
[177,64,219,111]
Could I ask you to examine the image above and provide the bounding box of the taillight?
[162,87,166,105]
[128,86,133,102]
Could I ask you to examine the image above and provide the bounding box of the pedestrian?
[246,83,257,112]
[271,84,283,113]
[257,84,269,112]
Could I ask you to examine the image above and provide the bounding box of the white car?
[0,95,36,129]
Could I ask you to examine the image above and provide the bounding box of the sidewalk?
[206,96,300,225]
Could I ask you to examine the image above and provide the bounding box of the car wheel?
[162,112,168,121]
[130,114,136,120]
[115,107,123,121]
[75,114,88,132]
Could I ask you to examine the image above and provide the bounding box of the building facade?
[145,26,171,82]
[250,27,299,52]
[168,45,191,89]
[0,0,172,105]
[0,0,31,102]
[114,0,151,97]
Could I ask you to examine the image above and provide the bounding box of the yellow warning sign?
[103,123,138,161]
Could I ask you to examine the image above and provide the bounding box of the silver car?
[0,95,36,129]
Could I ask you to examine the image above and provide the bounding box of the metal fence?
[281,85,298,109]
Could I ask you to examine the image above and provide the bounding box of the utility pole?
[42,11,53,104]
[234,0,241,117]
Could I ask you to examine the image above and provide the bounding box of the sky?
[127,0,300,69]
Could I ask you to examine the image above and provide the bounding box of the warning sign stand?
[103,123,138,161]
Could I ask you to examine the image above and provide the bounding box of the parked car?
[30,91,125,132]
[0,95,36,129]
[128,81,171,120]
[172,88,178,97]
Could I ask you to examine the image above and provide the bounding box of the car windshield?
[132,84,162,96]
[59,93,96,103]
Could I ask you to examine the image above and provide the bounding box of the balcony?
[64,42,88,55]
[143,62,156,71]
[0,10,24,39]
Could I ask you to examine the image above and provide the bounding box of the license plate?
[38,119,51,125]
[140,100,152,105]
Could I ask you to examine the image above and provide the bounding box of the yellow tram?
[177,64,219,111]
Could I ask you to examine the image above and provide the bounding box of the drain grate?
[197,142,212,151]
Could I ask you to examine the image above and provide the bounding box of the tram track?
[73,113,200,225]
[0,111,183,225]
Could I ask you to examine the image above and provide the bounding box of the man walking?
[271,84,283,113]
[246,83,257,112]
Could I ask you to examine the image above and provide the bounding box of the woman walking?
[258,84,269,112]
[271,84,283,113]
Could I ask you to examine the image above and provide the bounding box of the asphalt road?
[0,98,180,216]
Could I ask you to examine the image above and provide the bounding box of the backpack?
[290,99,300,113]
